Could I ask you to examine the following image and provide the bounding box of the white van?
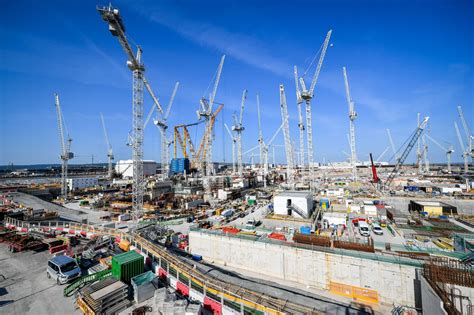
[358,221,371,237]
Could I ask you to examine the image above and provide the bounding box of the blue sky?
[0,0,472,165]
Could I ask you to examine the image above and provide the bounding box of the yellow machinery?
[173,104,224,172]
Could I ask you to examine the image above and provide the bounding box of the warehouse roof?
[275,191,312,198]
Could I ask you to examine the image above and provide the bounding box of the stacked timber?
[78,277,129,314]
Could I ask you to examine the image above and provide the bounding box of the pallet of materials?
[77,277,129,315]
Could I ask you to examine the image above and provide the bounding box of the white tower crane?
[197,55,225,188]
[457,105,473,159]
[386,128,399,163]
[422,133,430,173]
[100,113,114,179]
[232,89,247,179]
[294,66,305,167]
[224,123,236,174]
[256,93,265,169]
[153,82,179,179]
[98,5,163,220]
[425,134,454,173]
[342,66,358,181]
[376,146,390,164]
[455,122,469,174]
[279,84,294,188]
[54,93,73,200]
[296,30,332,189]
[416,113,424,174]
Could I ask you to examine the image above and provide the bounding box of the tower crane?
[385,117,430,188]
[98,4,163,220]
[457,105,473,159]
[196,55,225,183]
[422,133,430,173]
[455,122,469,174]
[54,93,73,200]
[279,84,294,188]
[296,30,332,190]
[224,123,236,174]
[256,93,265,169]
[154,82,179,179]
[100,113,114,179]
[386,128,399,163]
[416,113,424,174]
[425,134,454,173]
[375,146,390,164]
[232,89,247,179]
[245,124,283,187]
[342,66,358,181]
[294,66,305,167]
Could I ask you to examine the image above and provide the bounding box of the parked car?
[47,255,81,284]
[372,223,384,235]
[358,221,371,237]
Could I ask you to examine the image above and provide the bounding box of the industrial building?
[273,191,313,218]
[408,200,458,216]
[67,177,98,191]
[115,160,157,178]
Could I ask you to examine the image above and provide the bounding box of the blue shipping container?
[300,226,311,235]
[171,158,190,174]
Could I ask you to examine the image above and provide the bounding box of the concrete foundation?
[189,230,419,308]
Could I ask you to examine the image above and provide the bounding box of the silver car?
[47,255,81,284]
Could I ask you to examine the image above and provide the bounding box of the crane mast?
[455,122,469,174]
[224,123,236,174]
[196,55,225,192]
[100,113,114,179]
[54,93,73,200]
[154,82,179,180]
[416,113,424,174]
[386,128,399,163]
[457,105,473,159]
[425,134,454,173]
[98,4,158,220]
[298,30,332,190]
[342,66,357,181]
[232,89,247,179]
[256,93,265,169]
[385,117,430,188]
[279,85,294,188]
[294,66,305,167]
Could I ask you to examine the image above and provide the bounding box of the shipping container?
[112,251,144,284]
[300,226,311,235]
[170,158,190,174]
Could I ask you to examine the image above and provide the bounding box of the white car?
[372,224,383,235]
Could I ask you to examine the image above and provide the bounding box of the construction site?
[1,2,473,315]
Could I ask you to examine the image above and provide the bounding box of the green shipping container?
[112,251,144,284]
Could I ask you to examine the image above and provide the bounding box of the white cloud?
[134,7,293,78]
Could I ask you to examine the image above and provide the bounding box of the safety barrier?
[4,217,320,314]
[64,269,112,297]
[329,281,379,304]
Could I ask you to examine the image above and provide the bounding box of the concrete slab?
[0,245,79,314]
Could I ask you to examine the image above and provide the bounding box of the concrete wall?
[189,231,418,307]
[420,276,448,315]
